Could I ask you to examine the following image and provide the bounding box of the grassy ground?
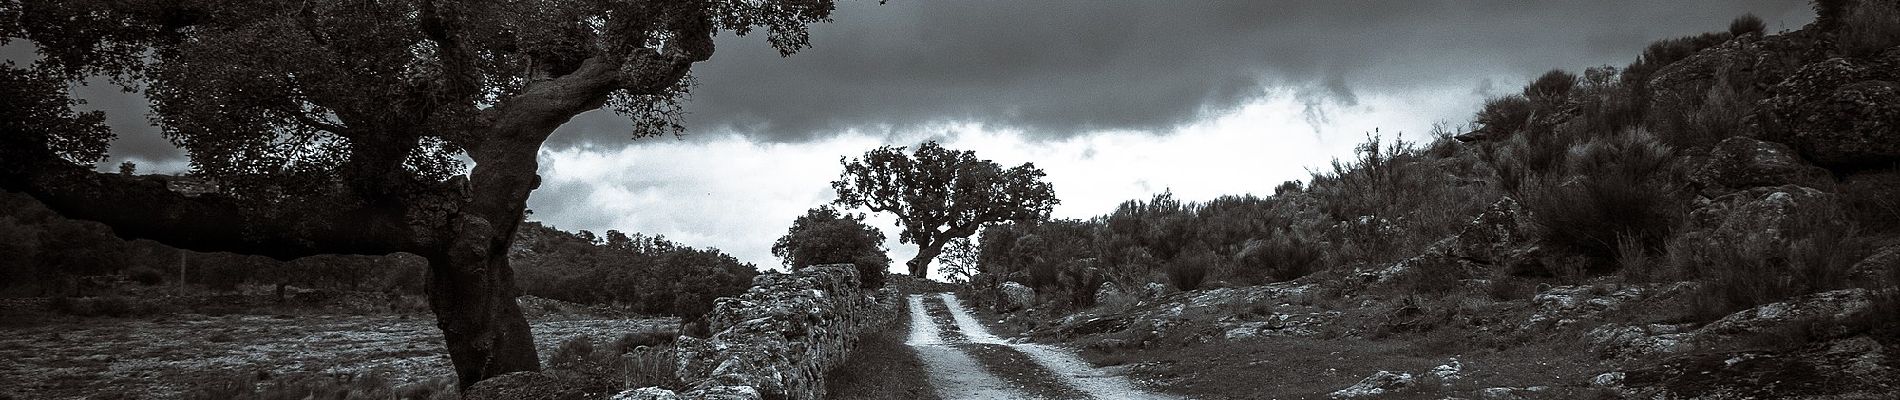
[1078,334,1614,399]
[0,311,672,400]
[825,296,941,400]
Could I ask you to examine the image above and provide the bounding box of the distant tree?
[772,206,890,288]
[117,161,135,176]
[936,237,978,283]
[0,0,835,387]
[832,141,1059,278]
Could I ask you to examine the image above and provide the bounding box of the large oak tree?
[831,141,1058,278]
[0,0,834,387]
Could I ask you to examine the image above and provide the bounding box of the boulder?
[1679,185,1831,246]
[1689,136,1831,195]
[612,387,682,400]
[999,282,1035,312]
[1694,288,1875,342]
[1850,244,1900,285]
[1428,358,1463,385]
[1758,57,1900,168]
[1093,281,1135,308]
[1329,371,1414,399]
[1477,386,1550,400]
[1586,323,1697,359]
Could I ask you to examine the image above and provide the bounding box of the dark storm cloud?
[549,0,1811,146]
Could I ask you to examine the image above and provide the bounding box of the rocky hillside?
[966,1,1900,398]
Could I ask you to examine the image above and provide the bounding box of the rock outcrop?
[1758,53,1900,168]
[1689,136,1832,196]
[1679,185,1831,246]
[622,264,896,400]
[1329,370,1414,398]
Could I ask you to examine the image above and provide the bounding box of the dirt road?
[905,293,1179,400]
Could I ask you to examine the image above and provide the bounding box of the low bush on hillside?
[512,223,756,320]
[1672,202,1875,322]
[1730,13,1768,37]
[1522,129,1684,273]
[771,206,892,288]
[1838,0,1900,57]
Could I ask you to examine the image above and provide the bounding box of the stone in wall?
[623,264,898,400]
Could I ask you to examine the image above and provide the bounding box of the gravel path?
[906,294,1031,399]
[906,293,1179,400]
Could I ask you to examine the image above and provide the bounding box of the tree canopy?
[771,206,890,288]
[831,141,1058,278]
[1,0,837,388]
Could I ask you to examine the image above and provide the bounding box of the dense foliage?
[833,141,1058,278]
[771,206,890,288]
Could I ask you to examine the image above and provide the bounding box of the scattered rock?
[1590,371,1624,388]
[1586,323,1697,359]
[1689,136,1832,196]
[1529,283,1695,328]
[1329,370,1414,398]
[1477,386,1549,400]
[1428,358,1463,385]
[1094,281,1135,308]
[999,282,1036,313]
[611,387,682,400]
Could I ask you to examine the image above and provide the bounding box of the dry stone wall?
[617,264,897,400]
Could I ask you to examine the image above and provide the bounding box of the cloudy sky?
[5,0,1814,277]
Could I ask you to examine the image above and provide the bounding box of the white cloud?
[529,84,1492,279]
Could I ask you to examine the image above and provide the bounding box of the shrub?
[1167,242,1213,291]
[1623,31,1732,96]
[1838,0,1900,57]
[1729,13,1767,37]
[1524,69,1578,102]
[772,206,891,288]
[1676,202,1874,322]
[1234,233,1322,283]
[1523,129,1684,272]
[548,335,597,371]
[1474,95,1533,137]
[1647,71,1755,149]
[1839,170,1900,233]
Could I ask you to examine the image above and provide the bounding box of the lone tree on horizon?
[832,141,1058,278]
[0,0,834,388]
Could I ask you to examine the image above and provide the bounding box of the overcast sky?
[4,1,1814,277]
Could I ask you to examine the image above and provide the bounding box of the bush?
[1523,129,1684,272]
[1524,69,1578,102]
[1839,170,1900,233]
[1167,242,1213,291]
[772,206,891,288]
[1675,202,1874,322]
[1234,233,1322,283]
[1474,95,1533,137]
[548,335,597,371]
[1729,13,1767,37]
[1838,0,1900,57]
